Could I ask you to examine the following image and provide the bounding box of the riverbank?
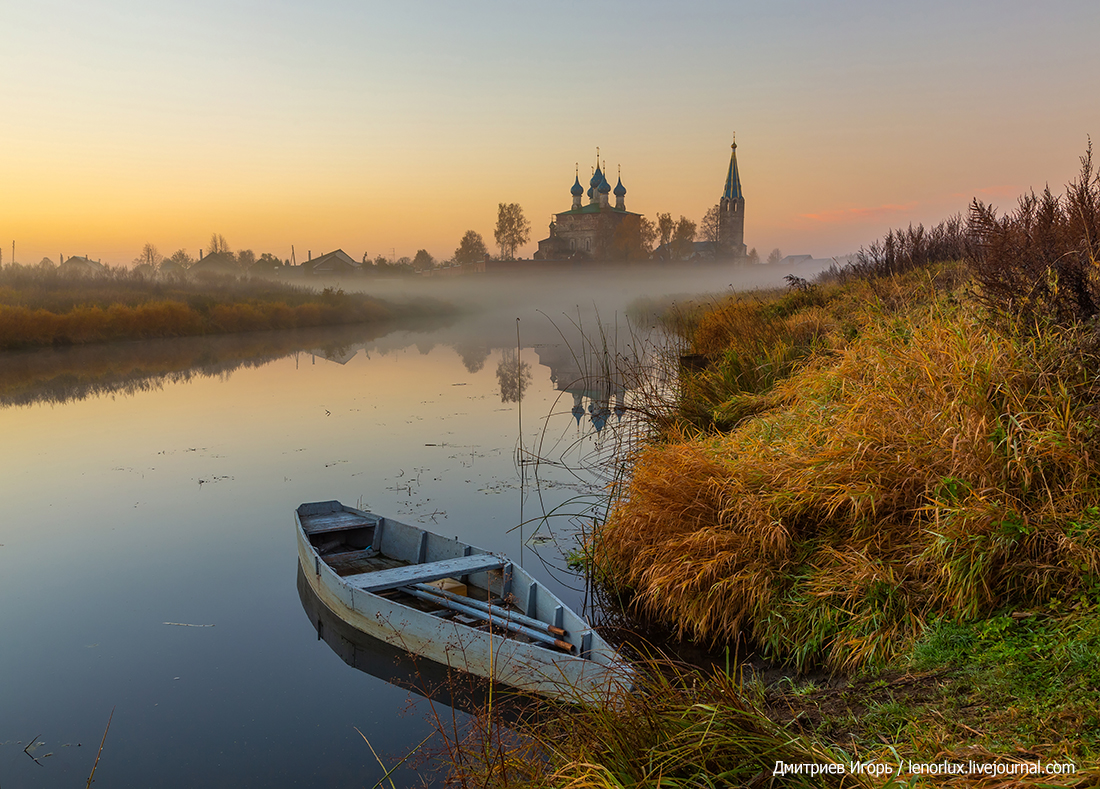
[0,265,451,350]
[443,155,1100,786]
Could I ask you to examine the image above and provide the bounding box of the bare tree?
[207,233,231,256]
[139,242,162,269]
[768,248,783,265]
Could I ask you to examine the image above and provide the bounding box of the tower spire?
[723,132,743,201]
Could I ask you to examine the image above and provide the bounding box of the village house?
[303,249,360,276]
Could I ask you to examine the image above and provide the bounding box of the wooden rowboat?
[295,500,630,703]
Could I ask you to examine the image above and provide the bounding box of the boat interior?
[298,502,583,655]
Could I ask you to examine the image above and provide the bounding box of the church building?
[534,150,643,261]
[535,140,747,262]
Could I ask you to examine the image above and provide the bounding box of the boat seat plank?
[346,554,505,593]
[303,512,375,536]
[327,552,402,578]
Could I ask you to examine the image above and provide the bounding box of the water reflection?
[296,565,498,717]
[454,342,490,373]
[0,307,655,443]
[495,348,532,404]
[0,317,452,409]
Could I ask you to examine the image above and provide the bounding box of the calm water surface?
[0,266,816,786]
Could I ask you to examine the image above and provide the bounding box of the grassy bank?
[0,265,448,350]
[442,151,1100,786]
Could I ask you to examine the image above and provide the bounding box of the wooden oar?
[402,587,574,653]
[411,582,568,637]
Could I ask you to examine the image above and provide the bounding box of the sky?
[2,0,1098,266]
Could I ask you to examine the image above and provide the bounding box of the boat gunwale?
[294,501,631,700]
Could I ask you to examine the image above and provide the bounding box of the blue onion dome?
[590,166,604,188]
[613,177,626,197]
[598,175,611,194]
[571,175,583,196]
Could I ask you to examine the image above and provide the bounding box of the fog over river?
[0,263,826,787]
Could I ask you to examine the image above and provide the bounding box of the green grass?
[908,602,1100,759]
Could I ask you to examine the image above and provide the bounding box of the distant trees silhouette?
[455,230,488,266]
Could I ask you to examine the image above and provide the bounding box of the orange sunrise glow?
[2,2,1097,265]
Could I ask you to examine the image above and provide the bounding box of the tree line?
[23,197,779,275]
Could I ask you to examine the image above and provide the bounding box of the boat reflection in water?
[297,564,499,715]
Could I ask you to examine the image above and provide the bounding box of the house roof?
[556,204,640,217]
[60,256,104,271]
[307,249,359,269]
[191,252,238,272]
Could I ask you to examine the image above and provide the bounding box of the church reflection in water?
[531,342,630,435]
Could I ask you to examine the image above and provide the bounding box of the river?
[0,263,822,787]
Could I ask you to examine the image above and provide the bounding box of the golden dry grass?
[596,284,1100,671]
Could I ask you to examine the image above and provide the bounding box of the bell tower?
[718,134,747,258]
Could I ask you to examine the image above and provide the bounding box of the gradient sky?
[2,0,1098,266]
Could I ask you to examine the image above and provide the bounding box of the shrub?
[969,144,1100,326]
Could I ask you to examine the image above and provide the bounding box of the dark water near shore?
[0,264,825,786]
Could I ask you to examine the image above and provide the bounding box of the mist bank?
[324,259,835,317]
[0,266,453,351]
